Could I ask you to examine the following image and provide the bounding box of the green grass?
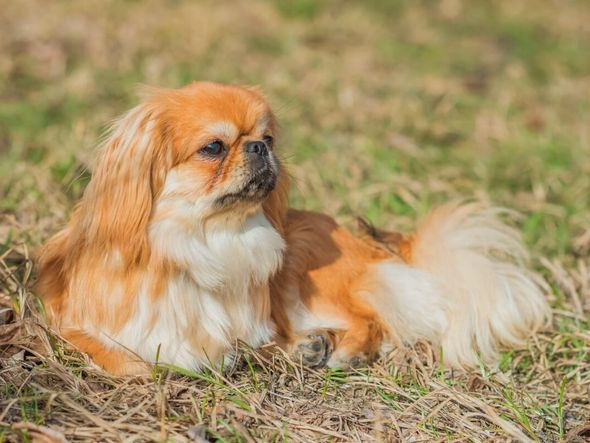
[1,0,589,441]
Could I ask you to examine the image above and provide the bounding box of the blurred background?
[1,0,589,259]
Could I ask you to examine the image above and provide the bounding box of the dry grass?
[1,0,590,441]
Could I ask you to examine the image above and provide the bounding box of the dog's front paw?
[291,329,334,367]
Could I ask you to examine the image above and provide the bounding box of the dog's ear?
[263,163,290,235]
[78,104,170,264]
[260,107,288,232]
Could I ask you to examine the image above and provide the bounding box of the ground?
[1,0,589,441]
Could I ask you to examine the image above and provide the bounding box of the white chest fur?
[108,211,285,369]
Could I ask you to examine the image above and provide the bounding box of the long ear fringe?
[263,163,290,235]
[75,104,167,264]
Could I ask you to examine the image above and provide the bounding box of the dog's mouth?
[214,164,277,208]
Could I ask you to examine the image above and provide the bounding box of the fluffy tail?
[368,203,551,368]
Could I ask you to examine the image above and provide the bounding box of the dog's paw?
[326,349,370,370]
[291,330,334,367]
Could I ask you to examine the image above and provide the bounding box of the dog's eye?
[263,135,274,148]
[200,140,226,156]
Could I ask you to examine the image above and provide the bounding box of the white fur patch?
[105,208,284,370]
[360,262,449,345]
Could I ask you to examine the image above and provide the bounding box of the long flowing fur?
[383,203,551,366]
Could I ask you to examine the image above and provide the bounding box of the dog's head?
[78,82,289,262]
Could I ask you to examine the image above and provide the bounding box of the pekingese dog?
[36,82,550,375]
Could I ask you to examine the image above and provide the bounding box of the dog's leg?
[289,304,388,370]
[63,329,150,376]
[324,315,387,369]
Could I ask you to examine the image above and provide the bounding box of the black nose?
[244,141,268,156]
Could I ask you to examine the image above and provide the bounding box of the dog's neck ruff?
[104,209,285,369]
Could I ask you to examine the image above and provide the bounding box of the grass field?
[1,0,589,441]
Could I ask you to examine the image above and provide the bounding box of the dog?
[36,81,550,375]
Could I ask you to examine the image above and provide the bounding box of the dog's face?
[81,82,287,261]
[150,82,280,218]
